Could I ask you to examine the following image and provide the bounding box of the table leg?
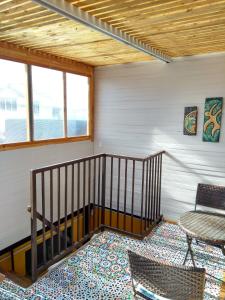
[183,234,195,267]
[221,245,225,256]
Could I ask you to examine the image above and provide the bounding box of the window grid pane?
[0,59,28,144]
[32,66,64,141]
[0,59,90,146]
[66,73,89,137]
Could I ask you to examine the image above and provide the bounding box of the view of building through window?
[32,66,64,140]
[66,73,89,137]
[0,58,90,145]
[0,59,28,144]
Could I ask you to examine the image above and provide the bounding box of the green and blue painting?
[184,106,198,135]
[203,97,223,142]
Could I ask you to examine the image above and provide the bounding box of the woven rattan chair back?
[128,250,205,300]
[196,183,225,210]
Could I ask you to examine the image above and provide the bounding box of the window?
[66,73,89,137]
[0,58,92,149]
[0,60,28,144]
[32,66,64,140]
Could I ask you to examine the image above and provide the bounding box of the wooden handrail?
[31,151,166,174]
[31,153,104,174]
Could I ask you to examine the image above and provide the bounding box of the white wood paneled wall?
[94,54,225,221]
[0,141,93,250]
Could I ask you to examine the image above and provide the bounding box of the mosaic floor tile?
[0,222,224,299]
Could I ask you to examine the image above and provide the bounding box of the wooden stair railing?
[29,151,165,281]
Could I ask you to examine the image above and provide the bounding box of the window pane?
[0,59,28,144]
[32,66,64,140]
[66,73,89,137]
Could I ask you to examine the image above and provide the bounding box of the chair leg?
[183,234,196,267]
[183,247,189,265]
[131,278,139,299]
[221,245,225,256]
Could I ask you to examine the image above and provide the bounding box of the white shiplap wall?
[0,141,93,250]
[94,54,225,221]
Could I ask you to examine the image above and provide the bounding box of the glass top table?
[179,210,225,266]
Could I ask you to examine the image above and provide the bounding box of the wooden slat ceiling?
[0,0,225,66]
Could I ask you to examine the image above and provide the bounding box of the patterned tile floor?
[0,222,224,299]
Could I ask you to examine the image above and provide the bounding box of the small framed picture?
[203,97,223,142]
[183,106,198,135]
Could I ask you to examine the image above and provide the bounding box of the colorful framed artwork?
[183,106,198,135]
[203,97,223,142]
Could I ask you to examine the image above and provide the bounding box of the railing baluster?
[153,157,156,222]
[57,168,61,254]
[50,169,53,260]
[148,158,152,227]
[117,158,121,229]
[158,154,162,219]
[131,160,135,233]
[64,166,68,249]
[93,158,96,230]
[77,163,80,241]
[88,160,91,234]
[110,157,113,227]
[71,164,74,244]
[140,161,145,234]
[41,172,46,265]
[155,155,159,220]
[101,155,106,226]
[98,157,101,227]
[123,159,128,230]
[31,171,37,282]
[83,161,86,237]
[154,156,158,221]
[151,157,155,223]
[145,159,149,230]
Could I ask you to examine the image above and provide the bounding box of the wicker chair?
[179,183,225,266]
[128,250,206,300]
[195,183,225,211]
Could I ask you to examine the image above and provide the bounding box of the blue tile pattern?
[0,223,224,299]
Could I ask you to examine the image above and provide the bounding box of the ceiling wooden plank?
[0,0,225,66]
[32,0,172,62]
[0,41,93,75]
